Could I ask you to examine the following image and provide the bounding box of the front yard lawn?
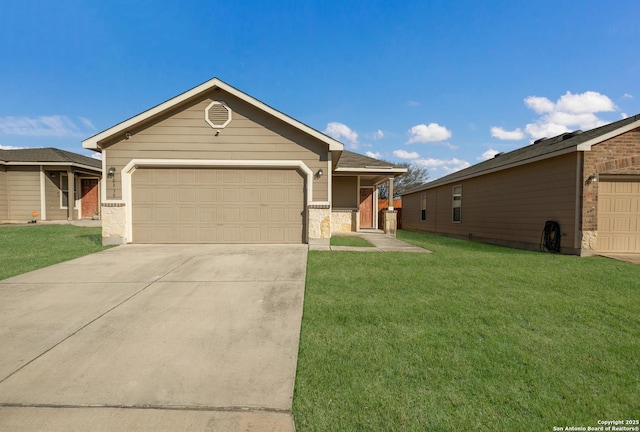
[0,225,111,280]
[294,230,640,431]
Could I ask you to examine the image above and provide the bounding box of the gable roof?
[82,77,344,152]
[335,150,407,173]
[402,113,640,194]
[0,148,101,170]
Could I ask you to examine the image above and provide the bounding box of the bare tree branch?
[378,163,429,199]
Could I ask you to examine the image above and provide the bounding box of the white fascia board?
[576,119,640,151]
[3,161,101,172]
[83,78,344,152]
[334,167,408,174]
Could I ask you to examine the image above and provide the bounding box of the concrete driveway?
[0,244,308,431]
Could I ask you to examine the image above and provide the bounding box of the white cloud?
[90,152,102,160]
[622,93,633,99]
[555,91,616,114]
[365,151,382,159]
[324,122,359,149]
[490,127,525,140]
[406,101,420,107]
[478,149,500,161]
[0,144,30,150]
[524,122,570,140]
[416,157,470,175]
[393,149,420,159]
[0,115,96,137]
[406,123,452,144]
[79,117,97,131]
[524,96,555,114]
[518,91,619,140]
[373,129,384,140]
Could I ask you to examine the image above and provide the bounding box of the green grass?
[294,230,640,431]
[0,225,112,280]
[330,234,375,247]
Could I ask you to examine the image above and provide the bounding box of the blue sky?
[1,0,639,179]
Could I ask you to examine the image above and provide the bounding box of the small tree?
[378,162,429,199]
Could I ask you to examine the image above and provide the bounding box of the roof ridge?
[49,147,74,162]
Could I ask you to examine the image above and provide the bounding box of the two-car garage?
[131,168,305,244]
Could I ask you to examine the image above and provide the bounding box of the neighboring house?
[402,114,640,256]
[82,78,406,245]
[0,148,102,223]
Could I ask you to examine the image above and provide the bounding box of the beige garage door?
[597,180,640,252]
[132,168,304,244]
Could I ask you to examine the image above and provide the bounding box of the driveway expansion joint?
[0,403,291,415]
[0,282,155,385]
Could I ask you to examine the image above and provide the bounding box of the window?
[452,185,462,222]
[61,175,69,208]
[60,175,78,209]
[421,192,427,221]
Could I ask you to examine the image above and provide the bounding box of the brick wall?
[582,127,640,230]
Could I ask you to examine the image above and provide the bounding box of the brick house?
[401,114,640,255]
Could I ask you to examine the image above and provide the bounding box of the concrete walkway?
[310,231,431,253]
[0,244,307,432]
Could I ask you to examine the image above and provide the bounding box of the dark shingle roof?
[0,148,101,169]
[335,150,403,169]
[403,113,640,193]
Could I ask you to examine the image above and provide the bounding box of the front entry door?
[81,178,99,218]
[359,188,374,228]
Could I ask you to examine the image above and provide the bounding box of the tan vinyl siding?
[102,90,329,202]
[7,166,41,221]
[332,176,358,208]
[0,167,7,220]
[404,153,579,253]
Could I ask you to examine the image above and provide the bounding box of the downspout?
[575,152,584,253]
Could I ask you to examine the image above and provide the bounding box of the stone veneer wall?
[383,210,397,236]
[308,204,331,243]
[580,127,640,253]
[331,209,356,233]
[101,203,126,245]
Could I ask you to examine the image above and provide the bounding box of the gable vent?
[205,101,232,129]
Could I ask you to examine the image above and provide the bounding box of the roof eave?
[1,161,101,172]
[576,118,640,151]
[334,167,408,174]
[82,78,344,151]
